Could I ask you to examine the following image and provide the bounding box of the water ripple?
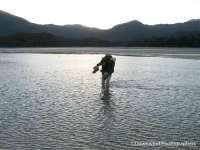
[0,53,199,149]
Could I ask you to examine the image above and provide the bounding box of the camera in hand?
[93,66,99,73]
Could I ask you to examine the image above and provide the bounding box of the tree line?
[0,32,200,47]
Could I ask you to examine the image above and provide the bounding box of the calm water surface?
[0,51,200,149]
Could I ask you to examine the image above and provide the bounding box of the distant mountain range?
[0,10,200,47]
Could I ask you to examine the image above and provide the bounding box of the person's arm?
[93,58,105,73]
[97,57,105,66]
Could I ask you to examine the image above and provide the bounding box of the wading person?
[93,54,116,92]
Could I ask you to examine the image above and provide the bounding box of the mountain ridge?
[0,10,200,47]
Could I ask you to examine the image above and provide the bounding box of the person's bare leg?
[105,74,111,91]
[102,73,106,90]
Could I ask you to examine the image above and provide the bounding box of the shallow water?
[1,47,200,59]
[0,53,200,149]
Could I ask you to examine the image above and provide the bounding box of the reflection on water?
[0,53,200,149]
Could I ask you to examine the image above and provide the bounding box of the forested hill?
[0,10,200,47]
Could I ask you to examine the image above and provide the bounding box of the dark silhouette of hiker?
[93,54,116,91]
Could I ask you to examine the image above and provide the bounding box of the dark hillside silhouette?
[0,10,200,47]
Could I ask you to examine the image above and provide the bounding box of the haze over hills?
[0,10,200,47]
[0,10,103,39]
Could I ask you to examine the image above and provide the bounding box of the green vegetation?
[127,32,200,47]
[0,32,200,47]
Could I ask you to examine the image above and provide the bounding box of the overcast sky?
[0,0,200,29]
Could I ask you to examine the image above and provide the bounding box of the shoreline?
[0,47,200,59]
